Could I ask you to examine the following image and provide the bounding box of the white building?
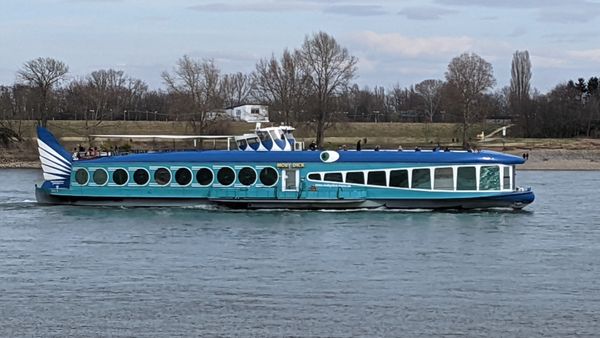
[225,104,269,123]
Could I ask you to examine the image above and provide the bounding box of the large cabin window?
[259,167,278,186]
[324,172,343,182]
[457,167,476,190]
[308,173,321,181]
[346,172,365,184]
[479,166,500,190]
[238,167,257,186]
[367,171,386,186]
[411,169,431,190]
[434,167,453,190]
[389,169,409,188]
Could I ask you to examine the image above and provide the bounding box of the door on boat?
[281,169,300,196]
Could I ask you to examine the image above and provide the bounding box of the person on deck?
[356,139,362,151]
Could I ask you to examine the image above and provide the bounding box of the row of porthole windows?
[73,166,279,187]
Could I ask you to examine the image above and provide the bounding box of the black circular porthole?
[154,168,171,186]
[133,169,149,185]
[93,169,108,185]
[113,169,128,185]
[320,152,330,162]
[196,168,213,186]
[238,167,257,186]
[217,167,235,186]
[175,168,193,186]
[259,167,278,186]
[75,169,88,185]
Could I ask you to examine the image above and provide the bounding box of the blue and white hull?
[35,127,535,210]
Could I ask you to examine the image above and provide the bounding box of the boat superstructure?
[35,125,534,210]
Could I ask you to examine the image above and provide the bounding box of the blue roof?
[84,149,525,165]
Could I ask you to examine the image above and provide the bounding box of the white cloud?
[350,31,474,58]
[530,55,567,68]
[397,6,457,20]
[567,49,600,63]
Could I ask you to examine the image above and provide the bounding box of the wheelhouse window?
[257,131,270,142]
[389,170,408,188]
[93,169,108,185]
[259,167,278,186]
[217,167,235,186]
[75,168,88,185]
[133,169,149,185]
[154,168,171,186]
[238,167,257,186]
[196,168,213,186]
[345,172,365,184]
[411,169,431,190]
[112,169,128,186]
[324,172,343,182]
[434,167,453,190]
[367,171,387,186]
[479,166,500,191]
[251,108,260,114]
[457,167,476,191]
[308,173,321,181]
[175,168,193,186]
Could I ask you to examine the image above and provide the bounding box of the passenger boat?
[35,125,534,209]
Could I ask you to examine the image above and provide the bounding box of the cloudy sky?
[2,0,600,92]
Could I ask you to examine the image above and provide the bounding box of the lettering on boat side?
[276,163,305,168]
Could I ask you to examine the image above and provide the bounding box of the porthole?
[238,167,257,186]
[92,169,108,186]
[259,167,278,186]
[112,169,128,186]
[320,151,340,163]
[75,168,89,185]
[154,168,171,186]
[196,168,213,186]
[175,168,193,186]
[133,168,150,185]
[217,167,235,186]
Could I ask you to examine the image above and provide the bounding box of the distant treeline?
[1,31,599,146]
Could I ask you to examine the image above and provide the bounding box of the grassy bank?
[1,120,600,169]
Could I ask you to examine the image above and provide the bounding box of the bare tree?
[445,52,496,146]
[253,49,309,124]
[162,55,223,134]
[415,79,444,122]
[221,72,254,108]
[17,57,69,127]
[298,31,358,147]
[509,50,533,136]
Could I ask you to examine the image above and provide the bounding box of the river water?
[0,169,599,337]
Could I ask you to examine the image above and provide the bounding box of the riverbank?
[2,120,599,170]
[3,147,600,170]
